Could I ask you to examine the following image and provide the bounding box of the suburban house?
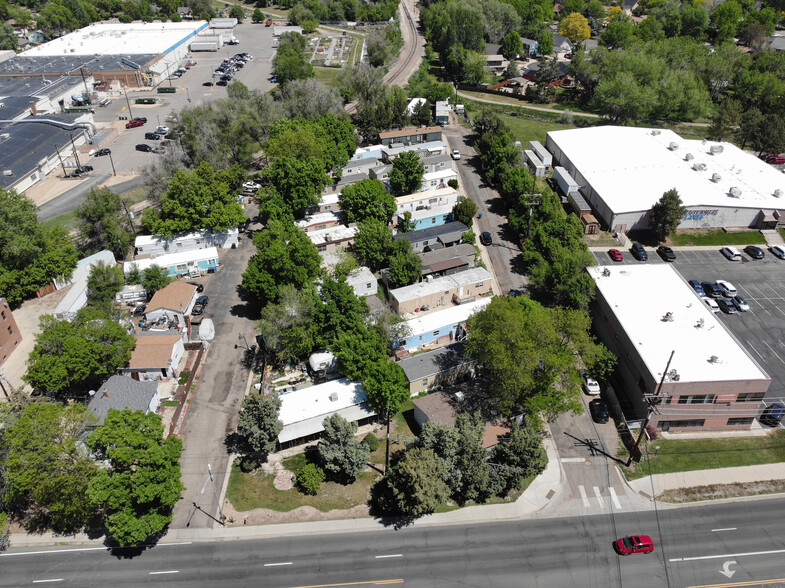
[521,37,539,57]
[419,168,458,192]
[308,193,341,215]
[119,333,185,381]
[393,221,469,253]
[277,378,376,448]
[87,375,161,426]
[485,54,510,74]
[389,267,493,316]
[421,152,454,174]
[381,141,447,162]
[394,297,492,351]
[419,243,477,280]
[435,101,451,125]
[340,158,378,177]
[346,267,377,298]
[395,187,458,230]
[295,212,343,233]
[521,60,570,83]
[552,33,572,54]
[124,247,220,278]
[53,250,117,321]
[412,391,509,448]
[134,228,238,256]
[398,343,476,395]
[143,281,199,331]
[379,126,443,147]
[368,164,393,183]
[308,224,359,254]
[0,298,22,366]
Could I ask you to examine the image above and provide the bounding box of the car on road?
[582,373,601,395]
[688,280,705,296]
[745,245,765,259]
[188,282,205,293]
[203,81,214,86]
[764,154,785,164]
[703,297,720,313]
[656,246,676,261]
[732,295,749,312]
[77,165,93,172]
[716,299,737,314]
[125,119,144,129]
[480,231,493,246]
[451,149,461,160]
[608,248,624,262]
[135,144,153,152]
[614,535,654,556]
[96,148,111,156]
[701,281,723,298]
[589,399,609,424]
[631,242,648,261]
[156,126,170,135]
[715,279,737,297]
[772,245,785,259]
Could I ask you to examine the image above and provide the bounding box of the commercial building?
[546,126,785,233]
[395,297,492,351]
[388,267,492,316]
[588,264,770,432]
[0,298,22,367]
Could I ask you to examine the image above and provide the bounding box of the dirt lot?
[661,480,785,503]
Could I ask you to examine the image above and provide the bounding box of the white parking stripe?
[746,340,766,361]
[578,485,590,507]
[763,340,785,364]
[609,487,622,510]
[593,486,605,508]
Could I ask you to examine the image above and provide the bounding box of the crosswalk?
[577,485,624,510]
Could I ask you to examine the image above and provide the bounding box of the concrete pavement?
[628,462,785,497]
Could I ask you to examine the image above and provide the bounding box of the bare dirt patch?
[660,480,785,503]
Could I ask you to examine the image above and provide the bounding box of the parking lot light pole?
[107,150,117,176]
[123,86,134,120]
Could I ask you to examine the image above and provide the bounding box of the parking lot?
[594,245,785,401]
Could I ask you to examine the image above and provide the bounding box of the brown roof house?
[119,333,185,381]
[144,281,198,333]
[413,391,510,448]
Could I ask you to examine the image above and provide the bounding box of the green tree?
[317,414,371,484]
[0,22,18,51]
[680,3,709,39]
[397,211,417,234]
[559,12,590,49]
[363,359,409,470]
[242,219,322,306]
[273,32,314,84]
[339,179,396,224]
[75,188,134,259]
[334,325,389,381]
[229,4,244,20]
[389,151,425,196]
[24,308,136,398]
[373,447,450,517]
[252,7,264,22]
[140,264,173,295]
[710,0,743,44]
[264,157,330,215]
[237,391,283,460]
[409,99,433,127]
[387,240,422,288]
[489,422,547,496]
[296,463,325,495]
[87,409,183,547]
[353,218,394,271]
[708,98,741,141]
[316,276,369,349]
[452,196,478,228]
[462,50,489,85]
[86,260,125,309]
[5,402,98,532]
[256,285,319,363]
[501,30,523,60]
[648,188,686,241]
[599,19,635,49]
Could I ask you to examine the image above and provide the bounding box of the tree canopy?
[648,188,686,241]
[339,179,396,224]
[236,391,283,461]
[317,414,371,484]
[389,151,425,196]
[75,187,134,259]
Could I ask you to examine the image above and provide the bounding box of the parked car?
[135,144,153,152]
[203,81,214,86]
[703,297,720,313]
[156,126,169,135]
[608,248,624,262]
[765,154,785,164]
[480,231,493,246]
[716,299,737,314]
[701,282,723,298]
[721,246,742,261]
[761,403,785,427]
[125,119,144,129]
[96,148,111,156]
[132,117,147,123]
[589,399,609,424]
[745,245,765,259]
[631,242,648,261]
[656,246,676,261]
[243,181,261,190]
[144,132,161,141]
[688,280,705,296]
[771,245,785,259]
[216,80,228,86]
[77,165,93,173]
[732,295,749,312]
[614,535,654,556]
[715,279,737,297]
[582,373,601,395]
[276,386,298,396]
[131,304,147,317]
[451,149,461,160]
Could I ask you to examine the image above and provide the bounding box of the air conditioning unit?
[328,392,338,402]
[692,163,707,171]
[651,130,661,136]
[712,173,722,182]
[669,142,679,151]
[2,170,12,176]
[710,145,724,155]
[685,153,694,161]
[775,189,783,198]
[729,187,742,198]
[454,391,465,402]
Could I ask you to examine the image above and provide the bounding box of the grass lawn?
[623,430,785,481]
[668,229,766,246]
[313,66,342,87]
[499,114,576,150]
[40,186,146,234]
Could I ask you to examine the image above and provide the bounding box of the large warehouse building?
[588,264,771,433]
[546,126,785,233]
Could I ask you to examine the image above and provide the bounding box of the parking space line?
[762,341,785,364]
[746,340,766,361]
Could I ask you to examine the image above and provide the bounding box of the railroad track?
[383,0,424,87]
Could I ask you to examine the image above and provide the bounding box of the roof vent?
[775,189,783,198]
[454,391,465,402]
[669,142,679,151]
[729,187,742,198]
[685,153,694,161]
[710,145,724,155]
[651,129,661,136]
[709,355,720,364]
[712,173,722,182]
[695,318,705,329]
[661,312,674,322]
[328,391,338,402]
[692,162,707,171]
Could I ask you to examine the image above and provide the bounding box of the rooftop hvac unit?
[669,142,679,151]
[328,392,338,402]
[775,189,783,198]
[454,391,465,402]
[729,187,742,198]
[2,170,12,176]
[685,153,694,161]
[710,145,724,155]
[712,173,722,182]
[692,162,707,171]
[0,133,9,140]
[651,129,661,135]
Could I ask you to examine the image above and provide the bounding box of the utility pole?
[627,350,674,466]
[107,150,117,176]
[78,67,90,99]
[69,132,82,171]
[385,408,391,474]
[521,193,542,242]
[0,370,9,401]
[123,85,134,120]
[121,200,137,238]
[53,143,68,177]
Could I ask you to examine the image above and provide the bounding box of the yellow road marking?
[688,577,785,588]
[289,580,404,588]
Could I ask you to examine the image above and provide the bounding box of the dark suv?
[631,243,648,261]
[480,232,493,246]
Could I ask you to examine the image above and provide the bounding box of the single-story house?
[369,164,393,183]
[381,141,447,162]
[308,224,359,254]
[340,158,378,177]
[421,152,454,174]
[379,126,443,147]
[144,281,199,330]
[278,378,376,448]
[124,247,220,278]
[419,243,477,279]
[486,54,510,73]
[295,212,343,233]
[119,333,185,381]
[398,343,475,395]
[393,221,469,253]
[412,391,509,448]
[435,101,451,125]
[406,203,454,230]
[350,144,384,161]
[553,33,572,54]
[53,250,117,321]
[395,187,458,230]
[88,375,161,426]
[346,267,377,298]
[389,267,493,316]
[394,297,492,351]
[323,172,368,196]
[419,168,458,192]
[134,228,238,256]
[308,192,341,215]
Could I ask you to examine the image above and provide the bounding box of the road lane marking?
[578,485,590,507]
[265,562,293,567]
[560,457,586,463]
[670,547,785,562]
[712,528,737,532]
[609,487,622,509]
[150,571,179,575]
[593,486,604,508]
[289,581,405,587]
[687,578,785,588]
[375,554,403,559]
[32,580,63,584]
[1,541,192,557]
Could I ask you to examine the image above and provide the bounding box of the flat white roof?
[295,212,341,230]
[318,193,340,206]
[391,267,492,304]
[278,378,375,443]
[587,264,768,383]
[423,169,457,181]
[345,266,376,288]
[410,203,454,221]
[22,21,207,57]
[54,250,116,316]
[402,297,491,337]
[124,246,218,273]
[308,225,358,245]
[548,126,785,214]
[396,187,456,206]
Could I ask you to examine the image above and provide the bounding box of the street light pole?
[107,150,117,176]
[123,85,134,120]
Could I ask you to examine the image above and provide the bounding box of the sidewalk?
[628,462,785,498]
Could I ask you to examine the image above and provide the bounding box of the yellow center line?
[289,580,404,588]
[688,577,785,588]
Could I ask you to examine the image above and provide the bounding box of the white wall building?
[346,267,377,297]
[135,228,238,256]
[53,250,117,321]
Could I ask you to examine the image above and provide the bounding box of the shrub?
[177,370,190,386]
[447,179,459,189]
[363,432,381,452]
[296,463,325,495]
[462,231,475,245]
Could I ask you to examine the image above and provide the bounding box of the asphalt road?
[4,497,785,587]
[37,175,144,221]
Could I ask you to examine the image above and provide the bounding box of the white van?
[721,246,742,261]
[99,98,111,107]
[772,245,785,259]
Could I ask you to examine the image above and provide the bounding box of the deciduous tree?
[75,188,134,259]
[86,261,125,309]
[489,422,547,496]
[389,151,425,196]
[373,448,450,517]
[256,285,320,363]
[559,12,590,49]
[141,264,173,295]
[317,414,371,483]
[648,188,686,241]
[387,240,422,288]
[501,30,523,60]
[353,218,395,271]
[237,391,283,460]
[340,179,396,224]
[452,196,478,228]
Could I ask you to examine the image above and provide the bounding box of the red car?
[765,154,785,164]
[608,248,624,262]
[125,120,144,129]
[615,535,654,555]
